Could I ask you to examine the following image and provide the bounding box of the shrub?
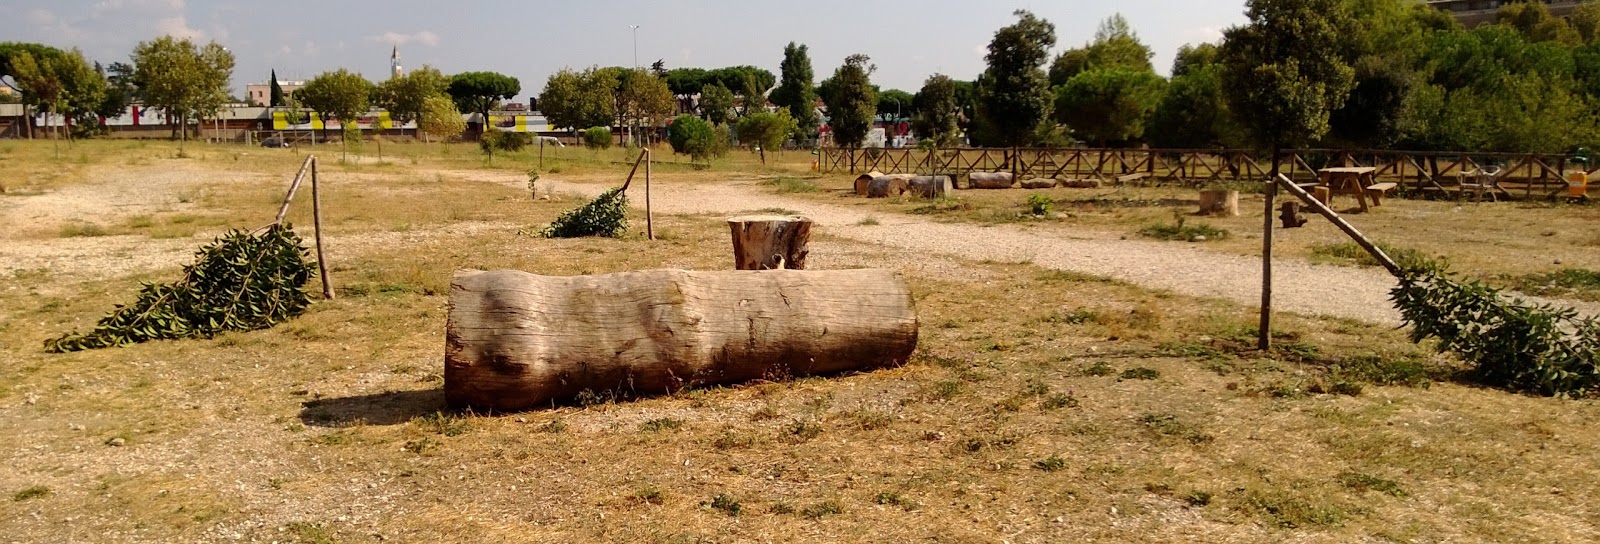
[582,126,613,150]
[1139,216,1228,241]
[1026,193,1053,216]
[667,114,719,161]
[540,188,629,238]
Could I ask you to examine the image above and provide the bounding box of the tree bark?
[444,268,920,411]
[1198,189,1240,216]
[867,175,911,198]
[854,171,885,195]
[907,175,953,199]
[727,215,812,270]
[1019,178,1056,189]
[1260,149,1280,351]
[969,172,1014,189]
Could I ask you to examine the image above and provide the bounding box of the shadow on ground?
[299,389,445,427]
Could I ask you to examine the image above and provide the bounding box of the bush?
[1138,216,1228,241]
[1026,193,1053,216]
[666,115,722,162]
[479,131,530,156]
[541,188,628,238]
[582,127,613,150]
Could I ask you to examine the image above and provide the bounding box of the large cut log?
[1198,189,1240,216]
[969,172,1014,189]
[1061,179,1103,188]
[727,215,812,270]
[867,174,912,198]
[445,268,920,411]
[853,171,884,196]
[1020,178,1057,189]
[907,175,953,199]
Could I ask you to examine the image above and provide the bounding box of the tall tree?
[698,82,735,125]
[1172,43,1221,78]
[739,74,767,117]
[975,10,1057,148]
[912,74,960,146]
[269,69,284,107]
[1148,59,1243,149]
[94,61,136,121]
[1498,1,1580,45]
[819,54,877,148]
[375,65,449,131]
[418,94,465,143]
[770,42,820,138]
[616,67,675,144]
[736,109,798,163]
[131,36,234,145]
[297,69,374,149]
[1049,14,1154,86]
[1219,0,1355,350]
[447,71,520,123]
[1053,68,1165,145]
[9,51,65,141]
[538,67,617,131]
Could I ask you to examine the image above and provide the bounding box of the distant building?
[1427,0,1588,27]
[391,45,403,79]
[245,80,303,107]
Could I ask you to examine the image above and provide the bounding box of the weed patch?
[1312,241,1443,271]
[1138,216,1228,242]
[1139,413,1213,444]
[13,485,51,501]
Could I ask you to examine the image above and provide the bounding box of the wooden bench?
[1117,172,1150,185]
[1364,182,1397,206]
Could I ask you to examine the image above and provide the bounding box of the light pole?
[886,97,901,147]
[630,25,641,68]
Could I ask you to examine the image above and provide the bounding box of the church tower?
[390,45,403,79]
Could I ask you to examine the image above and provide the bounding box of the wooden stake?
[1276,174,1402,277]
[1260,150,1278,351]
[311,157,334,299]
[273,156,316,225]
[645,148,654,241]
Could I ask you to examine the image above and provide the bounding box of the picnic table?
[1317,167,1396,212]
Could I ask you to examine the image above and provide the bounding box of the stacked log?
[853,171,885,196]
[1061,179,1103,189]
[1020,178,1057,189]
[969,172,1015,189]
[1198,190,1240,216]
[444,268,921,411]
[867,174,912,198]
[907,175,954,199]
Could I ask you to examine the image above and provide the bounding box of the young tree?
[297,69,374,156]
[1053,68,1165,145]
[736,109,798,164]
[376,66,449,133]
[1219,0,1354,350]
[418,93,465,142]
[616,67,675,145]
[582,126,613,151]
[132,36,234,146]
[447,71,520,123]
[913,74,960,146]
[667,114,723,162]
[739,74,767,117]
[976,10,1057,148]
[770,42,820,138]
[699,82,735,125]
[539,67,617,131]
[819,54,877,148]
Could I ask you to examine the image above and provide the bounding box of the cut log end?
[728,215,813,270]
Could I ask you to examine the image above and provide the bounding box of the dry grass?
[3,140,1600,542]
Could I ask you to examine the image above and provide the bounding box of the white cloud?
[156,15,206,40]
[1180,26,1225,43]
[368,30,440,47]
[301,41,319,56]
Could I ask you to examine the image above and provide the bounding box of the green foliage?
[131,36,234,141]
[1172,43,1221,78]
[667,114,721,161]
[770,42,820,138]
[1120,367,1161,380]
[1054,68,1166,145]
[698,83,735,125]
[976,10,1057,147]
[46,225,315,352]
[539,67,617,131]
[1025,193,1052,215]
[1393,267,1600,397]
[1138,216,1228,241]
[735,110,798,163]
[1309,241,1443,271]
[707,494,742,516]
[479,131,530,161]
[297,69,374,125]
[541,188,628,238]
[375,66,450,125]
[581,126,613,150]
[1505,268,1600,301]
[820,54,877,147]
[1220,0,1355,151]
[913,74,960,146]
[616,67,676,132]
[447,71,520,119]
[1148,63,1244,148]
[13,485,51,502]
[418,94,465,142]
[269,69,284,106]
[876,88,915,122]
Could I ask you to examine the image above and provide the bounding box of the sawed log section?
[445,268,920,411]
[727,215,812,270]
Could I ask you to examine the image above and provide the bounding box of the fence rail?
[819,147,1590,199]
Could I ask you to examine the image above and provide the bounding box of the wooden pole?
[1260,148,1278,351]
[311,158,334,299]
[645,148,654,240]
[1276,174,1402,277]
[274,156,316,225]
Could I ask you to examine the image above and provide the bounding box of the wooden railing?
[819,147,1590,199]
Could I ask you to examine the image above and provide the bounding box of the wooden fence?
[819,147,1590,199]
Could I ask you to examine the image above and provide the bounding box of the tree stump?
[1198,189,1240,216]
[1020,178,1057,189]
[907,175,953,199]
[867,175,911,198]
[854,171,885,196]
[969,172,1014,189]
[444,268,920,411]
[727,215,812,270]
[1313,186,1331,206]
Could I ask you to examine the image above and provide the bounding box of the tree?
[418,94,464,142]
[771,42,820,139]
[1498,1,1580,45]
[1220,0,1355,350]
[1049,14,1154,87]
[270,69,284,106]
[0,43,66,138]
[1172,43,1221,78]
[668,114,724,162]
[1048,48,1091,87]
[56,50,106,139]
[736,110,798,164]
[376,65,449,131]
[582,126,613,150]
[1053,68,1165,145]
[1147,62,1243,149]
[297,69,374,156]
[1573,1,1600,44]
[650,59,667,78]
[819,54,877,148]
[93,61,136,122]
[447,71,520,122]
[912,74,960,146]
[9,51,64,141]
[739,74,767,117]
[538,67,616,130]
[132,36,234,145]
[699,82,735,125]
[616,67,675,144]
[976,10,1057,148]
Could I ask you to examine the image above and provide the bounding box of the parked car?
[261,134,291,148]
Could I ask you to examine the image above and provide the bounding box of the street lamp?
[630,25,641,68]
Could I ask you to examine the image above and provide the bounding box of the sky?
[2,0,1249,102]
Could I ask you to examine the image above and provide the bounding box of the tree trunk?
[1019,178,1056,189]
[1198,189,1240,216]
[1260,149,1280,351]
[444,268,920,411]
[727,215,812,270]
[969,172,1014,189]
[908,175,954,198]
[854,171,885,195]
[867,175,911,197]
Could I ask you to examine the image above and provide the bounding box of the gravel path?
[554,179,1600,326]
